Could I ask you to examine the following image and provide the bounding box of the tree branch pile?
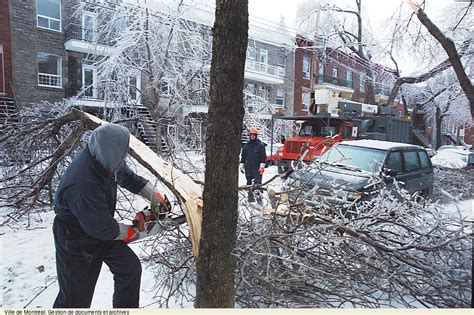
[234,190,472,307]
[0,105,86,223]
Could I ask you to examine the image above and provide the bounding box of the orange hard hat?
[249,127,259,135]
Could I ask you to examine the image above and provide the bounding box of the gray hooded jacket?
[54,123,148,240]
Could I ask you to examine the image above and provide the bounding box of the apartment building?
[293,35,402,118]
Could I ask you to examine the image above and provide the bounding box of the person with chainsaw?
[240,127,267,203]
[52,123,171,308]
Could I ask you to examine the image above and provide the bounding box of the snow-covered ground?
[1,163,472,308]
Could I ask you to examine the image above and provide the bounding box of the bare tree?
[404,0,474,117]
[195,0,249,308]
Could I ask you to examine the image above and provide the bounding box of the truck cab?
[277,115,355,172]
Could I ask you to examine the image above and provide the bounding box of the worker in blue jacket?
[52,123,166,308]
[240,127,267,203]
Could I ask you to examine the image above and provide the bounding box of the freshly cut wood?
[72,109,203,258]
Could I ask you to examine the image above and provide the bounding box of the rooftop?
[340,139,422,151]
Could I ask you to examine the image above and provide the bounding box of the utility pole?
[309,0,321,115]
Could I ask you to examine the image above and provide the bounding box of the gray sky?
[248,0,458,75]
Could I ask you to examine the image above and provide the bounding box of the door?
[82,13,96,42]
[82,65,97,98]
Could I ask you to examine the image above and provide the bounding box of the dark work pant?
[245,168,262,201]
[53,216,142,308]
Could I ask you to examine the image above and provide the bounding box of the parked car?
[431,147,474,169]
[288,139,434,208]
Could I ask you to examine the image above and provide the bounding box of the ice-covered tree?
[296,0,380,104]
[74,0,213,154]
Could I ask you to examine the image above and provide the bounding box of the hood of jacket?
[88,123,130,173]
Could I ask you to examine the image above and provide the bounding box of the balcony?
[244,60,285,85]
[315,75,354,99]
[64,24,113,56]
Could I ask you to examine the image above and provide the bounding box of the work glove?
[259,163,265,175]
[119,225,140,244]
[239,163,245,174]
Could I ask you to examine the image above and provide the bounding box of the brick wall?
[0,0,14,97]
[9,0,67,107]
[293,36,313,116]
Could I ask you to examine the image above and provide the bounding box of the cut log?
[72,109,203,258]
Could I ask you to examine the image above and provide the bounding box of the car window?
[321,144,386,173]
[403,151,420,171]
[386,151,402,173]
[417,150,430,169]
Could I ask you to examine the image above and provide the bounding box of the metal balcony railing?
[316,75,353,89]
[245,60,285,79]
[64,23,112,46]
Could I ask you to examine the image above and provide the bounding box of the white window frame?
[360,74,365,92]
[276,88,285,107]
[82,12,97,42]
[317,62,324,83]
[332,66,338,79]
[37,53,62,88]
[259,49,268,64]
[277,55,286,70]
[36,0,62,32]
[246,83,256,95]
[247,47,256,61]
[128,73,142,103]
[82,64,97,98]
[302,56,311,80]
[302,89,310,111]
[346,70,352,82]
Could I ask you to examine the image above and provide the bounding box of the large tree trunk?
[195,0,248,308]
[405,0,474,116]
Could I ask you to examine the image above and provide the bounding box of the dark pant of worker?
[245,168,262,202]
[52,215,141,308]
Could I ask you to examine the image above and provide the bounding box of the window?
[259,49,268,64]
[276,89,285,106]
[277,55,286,69]
[418,151,430,169]
[360,74,365,92]
[332,66,338,84]
[38,53,61,88]
[302,90,310,111]
[403,151,420,172]
[386,151,403,173]
[160,80,171,96]
[82,12,96,42]
[128,74,141,102]
[302,57,310,79]
[37,0,61,31]
[82,65,96,98]
[246,83,256,95]
[317,62,324,83]
[247,47,256,61]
